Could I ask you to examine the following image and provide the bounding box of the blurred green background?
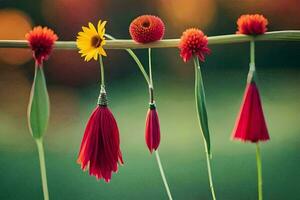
[0,0,300,199]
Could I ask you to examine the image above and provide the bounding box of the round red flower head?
[26,26,58,65]
[236,14,268,35]
[179,28,211,62]
[129,15,165,43]
[77,87,123,182]
[145,103,161,153]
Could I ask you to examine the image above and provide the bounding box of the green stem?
[204,142,216,200]
[36,139,49,200]
[99,55,105,86]
[1,31,300,49]
[105,34,150,85]
[193,57,216,200]
[148,48,154,103]
[256,143,263,200]
[155,151,173,200]
[149,48,172,199]
[148,48,153,87]
[250,39,255,66]
[248,39,256,83]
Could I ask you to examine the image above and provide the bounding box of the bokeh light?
[156,0,217,34]
[42,0,106,40]
[220,0,300,29]
[0,9,32,65]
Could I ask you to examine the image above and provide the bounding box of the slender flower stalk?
[106,32,173,198]
[36,139,49,200]
[179,28,216,199]
[251,39,264,200]
[26,26,57,200]
[148,48,173,200]
[232,14,270,200]
[193,57,216,200]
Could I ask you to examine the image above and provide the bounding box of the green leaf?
[194,58,211,155]
[27,67,50,139]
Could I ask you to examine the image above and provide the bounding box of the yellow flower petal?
[98,47,107,56]
[97,21,107,35]
[88,22,98,34]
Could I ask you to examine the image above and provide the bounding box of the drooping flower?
[145,103,161,153]
[129,15,165,43]
[76,20,107,62]
[25,26,58,65]
[77,87,123,182]
[179,28,211,62]
[236,14,268,35]
[232,82,270,142]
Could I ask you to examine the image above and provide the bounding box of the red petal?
[232,82,270,142]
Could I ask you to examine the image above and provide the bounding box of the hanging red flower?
[236,14,268,35]
[129,15,165,43]
[145,104,161,153]
[232,82,270,142]
[25,26,58,65]
[179,28,211,62]
[77,88,123,182]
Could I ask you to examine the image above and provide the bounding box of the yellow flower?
[76,20,107,61]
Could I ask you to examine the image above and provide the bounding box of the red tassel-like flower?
[179,28,211,62]
[236,14,268,35]
[145,104,161,153]
[77,89,123,182]
[25,26,58,65]
[129,15,165,43]
[232,82,270,143]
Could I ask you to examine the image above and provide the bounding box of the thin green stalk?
[155,151,173,200]
[193,57,216,200]
[36,139,49,200]
[250,39,263,200]
[99,55,105,86]
[204,142,216,200]
[148,48,173,200]
[105,34,150,85]
[148,48,153,87]
[256,143,263,200]
[250,39,255,65]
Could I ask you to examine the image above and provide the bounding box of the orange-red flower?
[129,15,165,43]
[232,82,270,143]
[26,26,58,65]
[179,28,210,62]
[145,104,161,153]
[236,14,268,35]
[77,89,123,182]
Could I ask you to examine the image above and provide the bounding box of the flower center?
[142,20,150,28]
[91,35,102,48]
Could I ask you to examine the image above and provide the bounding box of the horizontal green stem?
[1,31,299,49]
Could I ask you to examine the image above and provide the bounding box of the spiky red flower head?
[232,82,270,143]
[179,28,211,62]
[145,104,161,153]
[25,26,58,65]
[129,15,165,43]
[77,105,123,182]
[236,14,268,35]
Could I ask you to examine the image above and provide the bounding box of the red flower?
[129,15,165,43]
[236,14,268,35]
[145,104,161,153]
[232,82,270,143]
[179,28,211,62]
[26,26,58,65]
[77,103,123,182]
